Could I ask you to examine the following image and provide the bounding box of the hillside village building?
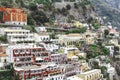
[77,69,103,80]
[58,33,83,46]
[34,33,50,43]
[83,31,97,44]
[0,7,27,25]
[0,28,35,44]
[35,27,47,33]
[5,44,97,80]
[62,47,86,59]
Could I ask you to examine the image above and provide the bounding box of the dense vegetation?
[85,44,110,59]
[0,36,7,43]
[0,0,95,26]
[65,27,87,34]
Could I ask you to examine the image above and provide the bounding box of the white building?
[35,27,47,33]
[4,29,35,44]
[67,76,83,80]
[0,27,22,35]
[34,33,50,43]
[41,43,59,52]
[107,67,116,80]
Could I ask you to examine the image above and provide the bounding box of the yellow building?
[73,21,83,28]
[77,69,103,80]
[63,47,86,59]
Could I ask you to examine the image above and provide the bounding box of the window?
[51,78,54,80]
[13,15,16,21]
[15,50,18,53]
[4,59,6,63]
[20,49,24,52]
[26,49,30,52]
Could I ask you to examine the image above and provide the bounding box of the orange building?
[0,7,27,25]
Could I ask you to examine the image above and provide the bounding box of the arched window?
[18,15,21,21]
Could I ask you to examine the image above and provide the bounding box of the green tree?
[66,4,71,10]
[31,11,49,25]
[29,2,37,11]
[0,12,3,21]
[101,48,110,55]
[92,61,99,69]
[0,36,7,43]
[66,27,87,34]
[50,33,56,39]
[74,3,79,9]
[23,25,36,32]
[87,17,94,24]
[27,14,35,25]
[1,1,8,7]
[67,15,74,23]
[92,23,100,29]
[114,46,119,55]
[61,7,68,16]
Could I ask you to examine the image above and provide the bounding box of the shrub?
[0,36,7,43]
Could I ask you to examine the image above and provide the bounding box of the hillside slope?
[90,0,120,29]
[0,0,95,26]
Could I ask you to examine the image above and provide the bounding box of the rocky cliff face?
[103,0,120,9]
[90,0,120,29]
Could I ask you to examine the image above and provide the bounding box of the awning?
[36,57,43,61]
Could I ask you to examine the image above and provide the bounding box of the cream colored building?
[109,39,118,46]
[58,33,83,46]
[77,69,103,80]
[62,47,86,59]
[83,31,97,44]
[67,76,83,80]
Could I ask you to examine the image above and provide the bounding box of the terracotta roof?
[0,7,25,13]
[109,29,116,34]
[0,53,8,57]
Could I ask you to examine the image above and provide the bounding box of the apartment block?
[4,29,34,44]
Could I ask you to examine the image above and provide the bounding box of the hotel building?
[0,7,27,25]
[6,44,65,80]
